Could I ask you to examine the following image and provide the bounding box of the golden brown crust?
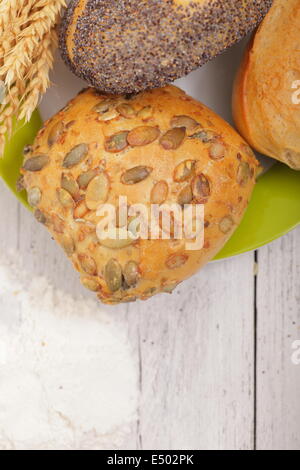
[233,0,300,170]
[60,0,272,94]
[21,86,257,304]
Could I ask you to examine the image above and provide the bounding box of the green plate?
[0,111,42,209]
[1,112,299,259]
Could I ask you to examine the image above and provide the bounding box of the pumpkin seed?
[150,180,168,204]
[160,127,185,150]
[242,144,255,158]
[123,261,140,287]
[16,176,25,192]
[237,161,251,186]
[57,188,74,208]
[105,131,129,153]
[74,199,89,219]
[23,154,49,172]
[34,209,47,224]
[61,173,80,199]
[174,160,195,182]
[52,214,65,233]
[209,142,225,160]
[77,169,98,189]
[121,166,152,185]
[78,254,97,275]
[97,227,134,249]
[23,145,32,155]
[48,121,64,147]
[61,234,75,256]
[116,103,136,118]
[86,173,109,210]
[127,126,159,146]
[192,174,211,203]
[170,115,199,130]
[137,106,153,120]
[92,99,113,114]
[166,254,188,269]
[219,215,234,234]
[99,108,119,121]
[178,185,193,206]
[62,143,88,168]
[190,130,219,143]
[105,259,122,292]
[81,277,100,292]
[27,187,41,207]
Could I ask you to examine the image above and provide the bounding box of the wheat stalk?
[0,0,66,156]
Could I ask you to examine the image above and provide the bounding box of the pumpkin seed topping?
[16,176,25,192]
[219,216,234,234]
[48,121,64,147]
[237,161,251,186]
[105,259,123,292]
[74,199,89,219]
[121,166,152,185]
[23,145,32,155]
[178,185,193,206]
[190,130,219,143]
[174,160,195,182]
[86,173,109,210]
[105,131,129,153]
[81,277,100,292]
[61,173,80,199]
[77,169,99,189]
[137,106,153,120]
[160,127,185,150]
[170,115,199,130]
[127,126,160,146]
[34,209,47,225]
[28,187,42,207]
[78,254,97,275]
[61,234,75,256]
[92,99,113,114]
[116,103,136,118]
[150,180,168,204]
[123,261,140,287]
[97,227,134,249]
[57,188,74,208]
[192,174,211,203]
[166,254,188,269]
[209,142,226,160]
[62,144,88,168]
[23,154,49,172]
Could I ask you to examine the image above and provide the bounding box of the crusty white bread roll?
[233,0,300,170]
[60,0,272,94]
[21,86,258,304]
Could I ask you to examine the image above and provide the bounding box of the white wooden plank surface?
[0,180,256,450]
[256,227,300,450]
[133,254,255,450]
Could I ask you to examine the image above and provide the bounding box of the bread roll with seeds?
[233,0,300,170]
[21,86,258,305]
[59,0,273,94]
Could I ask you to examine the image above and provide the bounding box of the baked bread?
[21,86,258,304]
[60,0,273,94]
[233,0,300,170]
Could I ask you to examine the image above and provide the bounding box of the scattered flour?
[0,257,138,450]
